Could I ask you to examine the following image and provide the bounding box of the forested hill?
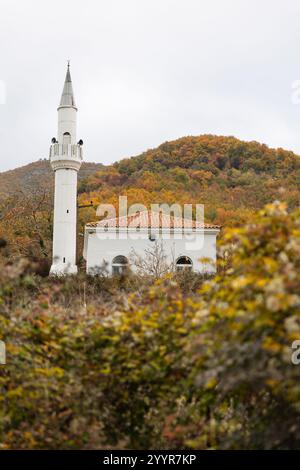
[0,134,299,261]
[77,135,300,227]
[0,135,299,225]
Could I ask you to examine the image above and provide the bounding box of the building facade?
[84,210,220,275]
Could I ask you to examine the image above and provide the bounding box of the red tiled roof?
[86,210,220,230]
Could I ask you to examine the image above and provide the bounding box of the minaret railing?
[49,143,83,160]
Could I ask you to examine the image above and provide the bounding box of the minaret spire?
[59,61,76,108]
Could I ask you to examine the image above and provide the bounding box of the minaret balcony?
[49,143,83,171]
[49,143,83,160]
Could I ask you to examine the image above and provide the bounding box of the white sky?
[1,0,300,171]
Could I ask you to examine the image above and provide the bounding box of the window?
[176,256,192,271]
[112,255,128,275]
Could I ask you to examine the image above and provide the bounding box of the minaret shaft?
[49,65,83,276]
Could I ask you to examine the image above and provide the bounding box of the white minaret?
[49,63,83,275]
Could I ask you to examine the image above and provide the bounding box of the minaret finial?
[59,62,76,108]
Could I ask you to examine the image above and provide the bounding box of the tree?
[130,240,174,279]
[0,188,53,261]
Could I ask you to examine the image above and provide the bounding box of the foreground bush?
[0,202,300,449]
[0,269,198,449]
[184,202,300,449]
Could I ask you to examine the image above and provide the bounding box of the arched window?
[63,132,71,145]
[176,256,193,271]
[112,255,128,275]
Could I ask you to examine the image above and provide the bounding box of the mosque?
[49,66,220,276]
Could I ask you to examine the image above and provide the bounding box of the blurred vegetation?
[0,202,300,449]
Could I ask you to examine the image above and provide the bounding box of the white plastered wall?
[51,168,78,273]
[84,228,219,275]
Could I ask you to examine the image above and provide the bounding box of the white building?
[84,210,220,275]
[49,67,220,276]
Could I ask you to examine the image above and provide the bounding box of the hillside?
[0,159,103,199]
[0,134,299,262]
[77,135,300,227]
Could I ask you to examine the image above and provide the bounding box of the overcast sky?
[1,0,300,172]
